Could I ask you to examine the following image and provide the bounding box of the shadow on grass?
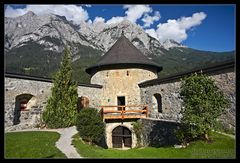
[44,154,55,158]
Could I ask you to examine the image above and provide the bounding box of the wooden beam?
[103,110,122,113]
[104,115,146,120]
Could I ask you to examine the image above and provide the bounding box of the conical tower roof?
[86,34,162,74]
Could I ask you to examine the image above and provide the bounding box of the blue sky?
[5,4,235,52]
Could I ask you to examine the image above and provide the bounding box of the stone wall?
[77,86,102,108]
[140,118,179,147]
[140,70,236,132]
[91,68,157,106]
[5,77,102,131]
[140,80,183,122]
[5,77,52,131]
[211,71,236,131]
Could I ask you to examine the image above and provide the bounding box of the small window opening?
[152,93,162,113]
[126,71,129,76]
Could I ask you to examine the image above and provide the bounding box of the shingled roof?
[85,35,162,74]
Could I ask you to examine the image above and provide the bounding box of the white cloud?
[84,5,92,8]
[145,28,158,40]
[155,12,207,43]
[5,5,89,25]
[123,5,152,23]
[105,5,152,25]
[156,19,188,42]
[178,12,207,29]
[142,11,161,28]
[106,16,124,25]
[5,5,27,17]
[87,19,93,25]
[93,16,105,24]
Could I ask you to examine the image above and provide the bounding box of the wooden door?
[112,126,132,148]
[123,127,132,147]
[112,126,123,148]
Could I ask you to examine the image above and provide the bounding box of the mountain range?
[4,11,235,83]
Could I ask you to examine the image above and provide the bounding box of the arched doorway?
[152,93,162,113]
[112,126,132,148]
[13,94,36,125]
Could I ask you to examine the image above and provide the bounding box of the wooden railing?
[99,105,148,120]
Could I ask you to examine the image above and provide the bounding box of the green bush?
[132,120,143,147]
[76,108,105,144]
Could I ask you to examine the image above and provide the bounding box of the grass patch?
[72,132,235,158]
[5,131,66,158]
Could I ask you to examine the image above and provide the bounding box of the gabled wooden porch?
[99,105,148,120]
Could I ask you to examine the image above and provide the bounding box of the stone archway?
[13,93,36,125]
[112,126,132,148]
[152,93,162,113]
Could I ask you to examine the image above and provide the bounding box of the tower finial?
[121,30,124,36]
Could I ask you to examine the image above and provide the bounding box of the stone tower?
[86,34,162,107]
[85,34,162,148]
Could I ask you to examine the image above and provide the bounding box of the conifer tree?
[42,48,78,128]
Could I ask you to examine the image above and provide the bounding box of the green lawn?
[5,131,66,158]
[72,132,236,158]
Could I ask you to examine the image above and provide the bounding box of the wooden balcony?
[99,105,148,120]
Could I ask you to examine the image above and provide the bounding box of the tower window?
[126,71,129,76]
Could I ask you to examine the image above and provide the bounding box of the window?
[13,93,36,125]
[117,96,125,111]
[152,93,162,113]
[126,71,129,76]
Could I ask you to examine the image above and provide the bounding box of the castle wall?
[77,86,102,108]
[140,80,183,121]
[4,77,102,131]
[140,71,236,132]
[140,118,179,147]
[4,67,235,146]
[5,77,51,131]
[91,68,157,106]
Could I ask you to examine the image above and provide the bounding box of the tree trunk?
[204,133,209,140]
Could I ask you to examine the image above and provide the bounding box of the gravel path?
[6,126,82,158]
[55,126,81,158]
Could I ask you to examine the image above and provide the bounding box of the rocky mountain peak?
[4,12,190,59]
[90,19,154,54]
[4,12,99,53]
[117,19,132,27]
[162,39,187,50]
[25,11,36,17]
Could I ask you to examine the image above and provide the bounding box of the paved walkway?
[6,126,82,158]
